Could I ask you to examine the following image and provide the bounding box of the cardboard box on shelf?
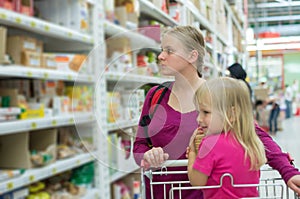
[106,37,131,59]
[7,36,37,65]
[21,50,41,68]
[0,129,57,169]
[115,6,127,27]
[0,26,7,64]
[0,88,19,107]
[54,53,87,72]
[15,0,34,16]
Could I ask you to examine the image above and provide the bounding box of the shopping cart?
[141,159,300,199]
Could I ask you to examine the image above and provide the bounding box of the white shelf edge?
[139,0,179,26]
[0,113,95,135]
[0,8,93,44]
[105,71,174,84]
[110,165,140,183]
[0,153,95,195]
[0,65,94,83]
[106,118,139,132]
[104,20,159,49]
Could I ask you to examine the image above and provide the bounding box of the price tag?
[30,21,36,27]
[52,120,57,126]
[88,76,92,81]
[29,175,35,182]
[44,73,49,79]
[15,17,21,23]
[27,71,33,77]
[31,122,37,129]
[67,75,72,80]
[6,182,14,190]
[52,168,57,174]
[69,118,74,124]
[44,25,50,31]
[68,32,73,37]
[0,13,7,19]
[76,160,80,165]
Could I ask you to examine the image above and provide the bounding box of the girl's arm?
[255,122,300,183]
[187,149,208,186]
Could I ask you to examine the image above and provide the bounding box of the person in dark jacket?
[228,62,253,98]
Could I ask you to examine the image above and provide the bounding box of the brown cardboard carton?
[0,132,31,169]
[0,88,19,106]
[115,6,127,27]
[0,129,57,169]
[0,26,7,64]
[21,50,41,67]
[106,37,131,59]
[7,36,37,64]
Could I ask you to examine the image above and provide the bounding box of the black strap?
[140,81,172,148]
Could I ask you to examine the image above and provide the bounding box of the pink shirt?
[193,132,260,199]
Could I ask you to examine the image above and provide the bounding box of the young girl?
[187,77,267,199]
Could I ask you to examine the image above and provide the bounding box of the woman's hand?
[287,175,300,195]
[143,147,169,168]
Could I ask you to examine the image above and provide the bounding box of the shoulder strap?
[139,81,172,148]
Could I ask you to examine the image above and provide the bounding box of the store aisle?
[272,116,300,168]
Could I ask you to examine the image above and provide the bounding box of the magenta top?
[133,83,300,199]
[193,132,260,199]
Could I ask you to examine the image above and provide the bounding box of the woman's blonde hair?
[162,25,206,77]
[194,77,266,170]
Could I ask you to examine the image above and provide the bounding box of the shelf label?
[27,71,33,77]
[31,122,37,129]
[15,17,22,24]
[30,21,36,28]
[52,120,57,126]
[44,25,50,31]
[44,73,49,79]
[67,75,72,80]
[76,160,81,165]
[29,175,35,182]
[0,13,7,19]
[69,118,74,124]
[6,182,13,190]
[52,168,57,174]
[68,32,73,37]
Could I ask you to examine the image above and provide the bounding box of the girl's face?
[197,102,224,135]
[158,34,191,76]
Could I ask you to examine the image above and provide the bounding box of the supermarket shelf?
[104,20,159,49]
[106,118,139,132]
[110,165,140,183]
[0,65,94,83]
[82,188,101,199]
[0,153,95,195]
[105,71,174,85]
[222,0,244,37]
[0,8,93,44]
[0,113,95,135]
[139,0,179,27]
[178,0,229,46]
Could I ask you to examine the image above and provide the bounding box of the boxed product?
[6,36,37,65]
[0,129,57,169]
[41,53,57,70]
[21,50,41,68]
[0,0,16,11]
[15,0,34,16]
[0,26,7,64]
[55,53,87,72]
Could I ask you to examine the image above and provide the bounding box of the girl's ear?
[188,50,198,64]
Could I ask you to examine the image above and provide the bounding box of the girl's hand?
[189,126,205,153]
[143,147,169,168]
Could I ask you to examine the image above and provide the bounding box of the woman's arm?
[133,86,158,165]
[255,122,300,183]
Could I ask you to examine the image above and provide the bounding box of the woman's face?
[158,34,191,76]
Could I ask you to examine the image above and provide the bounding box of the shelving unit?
[0,0,246,198]
[0,1,100,198]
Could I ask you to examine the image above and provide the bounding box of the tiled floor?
[261,116,300,199]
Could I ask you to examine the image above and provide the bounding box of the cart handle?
[161,159,188,167]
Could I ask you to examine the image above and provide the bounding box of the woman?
[133,25,300,199]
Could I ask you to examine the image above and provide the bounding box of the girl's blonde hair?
[162,25,206,77]
[194,77,266,170]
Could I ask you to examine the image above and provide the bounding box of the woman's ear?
[188,50,198,64]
